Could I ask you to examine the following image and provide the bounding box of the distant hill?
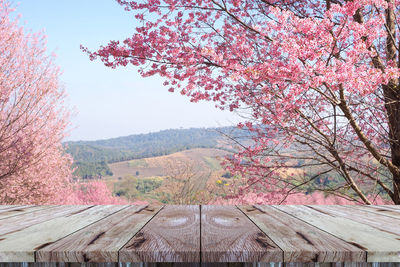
[64,126,244,178]
[103,148,232,204]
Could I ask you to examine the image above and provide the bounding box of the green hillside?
[64,127,241,178]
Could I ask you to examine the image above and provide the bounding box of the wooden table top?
[0,205,399,263]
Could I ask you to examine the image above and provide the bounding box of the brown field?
[107,148,229,178]
[102,148,232,203]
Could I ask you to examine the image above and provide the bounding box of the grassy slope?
[65,127,239,163]
[64,126,245,179]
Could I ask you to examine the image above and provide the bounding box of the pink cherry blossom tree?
[0,1,129,205]
[0,0,76,204]
[67,181,128,205]
[84,0,400,204]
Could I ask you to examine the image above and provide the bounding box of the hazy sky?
[15,0,241,141]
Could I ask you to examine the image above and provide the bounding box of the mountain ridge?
[64,126,242,178]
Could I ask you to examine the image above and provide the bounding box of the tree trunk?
[383,83,400,204]
[383,2,400,204]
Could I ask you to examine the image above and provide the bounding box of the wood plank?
[201,263,272,267]
[239,205,365,262]
[119,205,200,262]
[0,205,30,213]
[275,205,400,262]
[4,263,400,267]
[0,205,53,220]
[308,205,400,236]
[36,205,162,262]
[348,205,400,220]
[370,205,400,212]
[0,205,25,211]
[0,206,90,235]
[377,205,400,211]
[284,264,385,267]
[202,206,282,262]
[0,205,126,262]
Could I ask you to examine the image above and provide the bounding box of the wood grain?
[0,205,25,211]
[370,205,400,212]
[347,205,400,220]
[36,205,161,262]
[239,205,365,262]
[308,205,400,236]
[0,205,126,262]
[201,263,272,267]
[119,205,200,262]
[0,206,90,236]
[0,205,399,263]
[275,205,400,262]
[202,206,282,262]
[373,205,400,211]
[0,205,53,220]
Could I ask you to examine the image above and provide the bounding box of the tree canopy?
[0,0,126,205]
[85,0,400,204]
[0,0,74,204]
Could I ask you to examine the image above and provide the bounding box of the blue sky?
[15,0,240,141]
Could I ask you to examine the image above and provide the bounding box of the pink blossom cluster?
[212,191,389,205]
[0,1,132,205]
[85,0,400,204]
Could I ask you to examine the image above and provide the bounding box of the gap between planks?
[237,205,365,262]
[119,205,201,262]
[273,205,400,262]
[0,205,128,262]
[36,205,163,263]
[117,205,165,262]
[202,205,282,263]
[1,205,400,263]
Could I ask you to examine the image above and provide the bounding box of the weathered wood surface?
[373,205,400,211]
[120,205,200,262]
[4,263,400,267]
[306,205,400,236]
[239,206,365,262]
[201,205,282,262]
[0,205,126,262]
[348,205,400,220]
[0,206,94,236]
[0,205,54,220]
[275,205,400,262]
[0,206,21,211]
[0,205,399,263]
[36,205,161,262]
